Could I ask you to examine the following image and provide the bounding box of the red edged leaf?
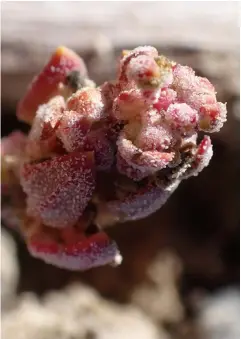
[153,88,177,111]
[199,102,227,133]
[17,46,87,124]
[28,230,121,271]
[118,46,158,88]
[182,135,213,179]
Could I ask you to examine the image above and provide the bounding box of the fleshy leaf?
[182,135,213,178]
[57,110,92,152]
[28,229,122,271]
[96,181,180,225]
[26,96,66,159]
[21,152,95,227]
[199,102,227,132]
[165,103,198,136]
[117,131,174,179]
[66,87,105,120]
[17,46,88,124]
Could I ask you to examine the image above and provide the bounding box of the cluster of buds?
[1,46,227,270]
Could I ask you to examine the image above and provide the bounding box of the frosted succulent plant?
[1,46,227,270]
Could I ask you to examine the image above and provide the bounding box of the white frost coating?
[57,110,89,152]
[215,102,228,132]
[194,143,213,175]
[117,131,174,180]
[165,103,198,134]
[21,153,95,228]
[28,96,65,142]
[66,87,105,120]
[107,181,180,222]
[136,125,174,151]
[182,136,213,179]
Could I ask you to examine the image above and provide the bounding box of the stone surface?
[132,252,184,325]
[197,288,240,339]
[2,284,163,339]
[1,228,19,312]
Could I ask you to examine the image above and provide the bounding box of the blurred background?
[1,2,240,339]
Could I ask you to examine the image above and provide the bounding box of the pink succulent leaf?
[28,230,122,270]
[118,46,158,88]
[57,87,108,152]
[126,55,162,87]
[16,46,88,124]
[135,125,175,152]
[66,87,106,120]
[117,131,174,179]
[198,102,227,132]
[112,89,148,122]
[140,108,162,126]
[164,103,198,136]
[153,88,177,111]
[57,110,92,152]
[173,64,217,110]
[21,152,95,227]
[26,96,66,158]
[101,181,180,223]
[181,135,213,179]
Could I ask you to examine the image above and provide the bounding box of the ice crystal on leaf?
[1,45,227,270]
